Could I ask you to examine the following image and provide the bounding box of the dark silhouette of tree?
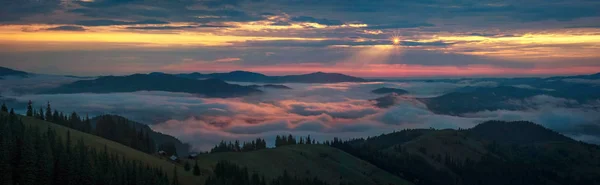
[38,107,44,120]
[0,112,170,185]
[2,102,10,113]
[26,101,33,116]
[184,161,190,171]
[193,161,201,176]
[171,167,179,185]
[45,102,52,122]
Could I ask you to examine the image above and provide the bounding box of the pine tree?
[184,161,190,171]
[45,102,52,122]
[2,102,9,113]
[307,135,312,144]
[193,161,200,176]
[37,131,53,185]
[0,117,13,185]
[21,127,38,185]
[171,167,180,185]
[38,107,44,120]
[26,100,33,116]
[275,135,282,147]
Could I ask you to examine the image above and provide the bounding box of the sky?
[1,0,600,77]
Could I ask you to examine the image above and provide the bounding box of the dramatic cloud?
[45,26,87,32]
[1,0,599,77]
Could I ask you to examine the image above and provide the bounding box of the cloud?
[74,19,169,26]
[290,16,344,26]
[45,26,87,31]
[365,22,435,29]
[125,24,234,30]
[3,72,600,150]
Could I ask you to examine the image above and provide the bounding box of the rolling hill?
[371,87,409,95]
[329,120,600,185]
[6,112,203,185]
[177,71,367,83]
[0,66,28,77]
[192,144,412,185]
[8,111,411,185]
[43,73,262,98]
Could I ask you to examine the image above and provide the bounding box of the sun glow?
[390,29,402,45]
[392,37,401,45]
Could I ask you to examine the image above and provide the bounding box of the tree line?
[210,138,267,153]
[275,134,317,147]
[17,101,158,154]
[205,160,354,185]
[0,111,172,185]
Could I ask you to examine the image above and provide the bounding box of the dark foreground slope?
[91,115,190,155]
[44,73,261,98]
[194,144,412,185]
[329,120,600,185]
[0,112,202,185]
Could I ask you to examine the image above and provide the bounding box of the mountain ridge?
[43,73,262,98]
[176,71,367,83]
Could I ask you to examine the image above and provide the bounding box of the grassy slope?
[17,114,203,185]
[192,144,413,185]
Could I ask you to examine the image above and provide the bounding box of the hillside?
[371,87,409,95]
[419,86,542,115]
[90,115,191,155]
[193,144,412,185]
[329,121,600,185]
[13,113,203,185]
[43,73,262,98]
[0,66,28,77]
[177,71,367,83]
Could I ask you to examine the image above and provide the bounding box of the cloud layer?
[3,77,599,151]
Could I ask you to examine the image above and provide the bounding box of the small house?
[188,153,198,159]
[158,150,167,155]
[169,155,178,161]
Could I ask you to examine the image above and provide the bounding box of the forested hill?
[326,120,600,185]
[0,109,202,185]
[44,73,262,98]
[91,115,190,156]
[177,71,367,83]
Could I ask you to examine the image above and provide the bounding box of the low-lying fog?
[2,76,599,150]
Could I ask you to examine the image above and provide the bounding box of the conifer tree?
[193,161,200,176]
[45,102,52,122]
[171,167,180,185]
[21,127,38,185]
[184,161,191,171]
[2,102,9,113]
[38,107,44,120]
[26,100,33,116]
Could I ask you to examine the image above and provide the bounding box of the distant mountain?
[44,73,262,97]
[419,86,544,115]
[247,84,292,89]
[371,93,402,108]
[177,71,367,83]
[329,120,600,185]
[371,87,409,94]
[0,66,28,77]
